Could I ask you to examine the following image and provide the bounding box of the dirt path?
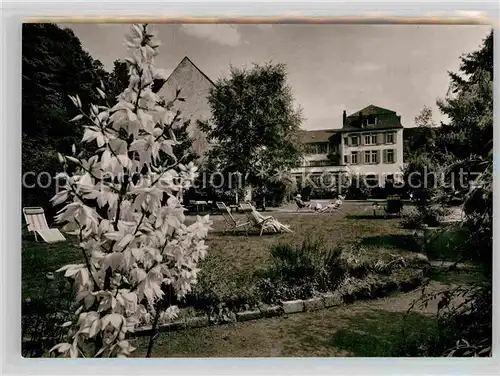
[132,280,461,357]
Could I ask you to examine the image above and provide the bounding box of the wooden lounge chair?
[23,207,66,243]
[215,202,250,233]
[319,195,345,213]
[239,203,292,236]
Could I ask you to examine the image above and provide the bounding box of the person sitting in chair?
[294,194,322,211]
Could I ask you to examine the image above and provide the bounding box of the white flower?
[50,23,210,358]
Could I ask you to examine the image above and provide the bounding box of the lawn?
[22,202,419,302]
[21,201,448,357]
[193,202,421,299]
[130,278,462,357]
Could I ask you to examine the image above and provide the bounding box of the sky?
[60,23,490,130]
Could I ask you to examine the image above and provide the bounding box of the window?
[364,150,378,164]
[344,155,349,164]
[343,137,348,146]
[306,143,328,155]
[385,132,395,144]
[364,133,377,145]
[363,116,377,126]
[350,135,359,146]
[309,160,329,167]
[317,143,328,154]
[351,151,358,164]
[386,149,394,163]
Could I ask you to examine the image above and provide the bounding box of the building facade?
[291,105,404,194]
[156,58,405,199]
[157,56,215,164]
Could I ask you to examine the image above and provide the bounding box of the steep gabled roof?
[165,56,216,87]
[347,105,396,118]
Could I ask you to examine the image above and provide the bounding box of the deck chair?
[294,197,322,212]
[319,195,345,213]
[239,203,292,236]
[215,202,250,233]
[23,207,66,243]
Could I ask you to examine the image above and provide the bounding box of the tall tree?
[107,60,129,101]
[404,30,493,357]
[22,23,109,217]
[202,62,303,203]
[437,30,493,161]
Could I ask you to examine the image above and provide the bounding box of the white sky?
[60,23,491,130]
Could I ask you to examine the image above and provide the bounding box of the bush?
[258,238,347,303]
[400,205,449,229]
[22,276,76,357]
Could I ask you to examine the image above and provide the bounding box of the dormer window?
[363,115,377,127]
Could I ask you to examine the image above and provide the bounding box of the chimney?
[342,110,346,126]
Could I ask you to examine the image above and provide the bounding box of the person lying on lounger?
[318,195,345,213]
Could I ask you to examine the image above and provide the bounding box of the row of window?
[344,131,395,147]
[304,143,329,155]
[307,160,331,167]
[344,149,396,165]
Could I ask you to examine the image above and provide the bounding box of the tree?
[403,30,493,357]
[22,23,110,219]
[403,105,437,162]
[437,30,493,161]
[49,24,211,358]
[107,60,130,102]
[414,105,436,128]
[202,62,303,205]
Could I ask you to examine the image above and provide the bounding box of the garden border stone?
[303,297,324,311]
[236,310,262,322]
[259,304,282,317]
[186,315,209,328]
[129,267,428,338]
[282,300,304,314]
[322,292,342,308]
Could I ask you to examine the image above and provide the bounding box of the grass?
[22,202,427,307]
[130,284,444,357]
[328,310,437,357]
[22,201,479,357]
[197,203,420,299]
[22,234,81,300]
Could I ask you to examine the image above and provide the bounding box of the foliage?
[400,205,448,229]
[345,175,371,199]
[48,24,211,358]
[22,275,76,357]
[258,238,346,303]
[405,30,493,357]
[22,23,110,220]
[201,62,303,202]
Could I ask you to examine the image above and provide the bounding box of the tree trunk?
[146,307,161,358]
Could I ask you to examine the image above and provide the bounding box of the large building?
[157,58,405,198]
[157,56,215,164]
[291,105,405,193]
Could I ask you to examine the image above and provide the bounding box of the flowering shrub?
[49,24,211,358]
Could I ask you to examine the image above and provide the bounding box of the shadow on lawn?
[210,230,284,237]
[328,310,438,357]
[344,214,394,220]
[359,234,422,253]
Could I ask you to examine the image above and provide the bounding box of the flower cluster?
[50,24,211,358]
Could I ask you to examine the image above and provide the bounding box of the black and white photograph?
[21,20,493,358]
